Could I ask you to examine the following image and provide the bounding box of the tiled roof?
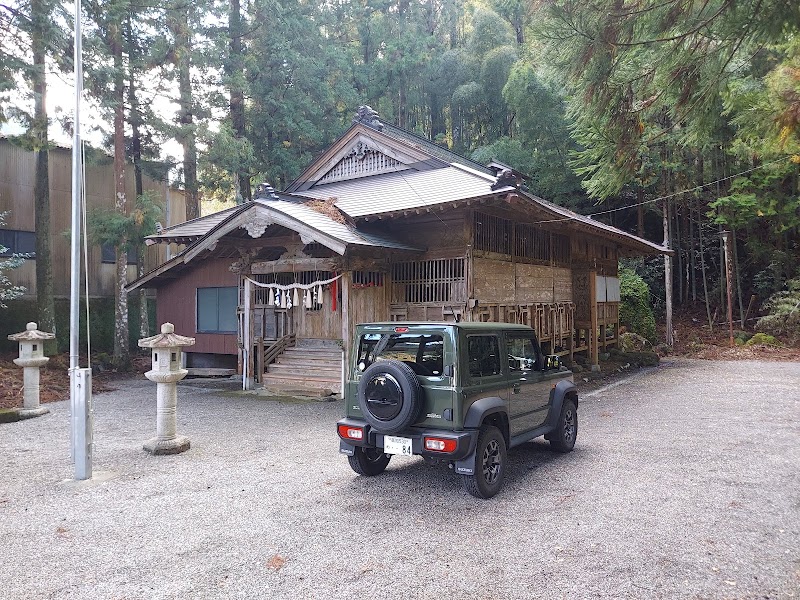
[257,200,420,250]
[293,164,511,218]
[145,197,419,251]
[146,204,243,244]
[378,123,493,176]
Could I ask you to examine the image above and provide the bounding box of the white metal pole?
[70,0,91,480]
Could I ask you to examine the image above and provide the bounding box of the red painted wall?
[155,258,239,355]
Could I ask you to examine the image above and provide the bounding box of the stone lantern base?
[143,435,191,455]
[19,407,50,419]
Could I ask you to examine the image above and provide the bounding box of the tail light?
[338,424,364,440]
[423,437,457,453]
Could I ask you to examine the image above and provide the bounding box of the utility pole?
[70,0,92,480]
[721,231,735,347]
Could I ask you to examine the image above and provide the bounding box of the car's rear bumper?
[337,418,478,461]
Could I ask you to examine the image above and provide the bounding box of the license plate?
[383,435,413,456]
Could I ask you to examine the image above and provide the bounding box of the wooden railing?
[257,333,296,382]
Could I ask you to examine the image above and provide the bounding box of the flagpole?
[70,0,92,480]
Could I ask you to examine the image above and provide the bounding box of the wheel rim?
[563,409,575,443]
[481,439,502,484]
[364,373,404,421]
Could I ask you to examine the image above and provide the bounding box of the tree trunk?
[111,22,129,364]
[731,228,745,328]
[126,20,149,339]
[31,0,56,347]
[229,0,250,203]
[663,199,673,346]
[171,4,199,220]
[636,187,644,237]
[697,206,713,331]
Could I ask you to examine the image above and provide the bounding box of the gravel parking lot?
[1,358,798,599]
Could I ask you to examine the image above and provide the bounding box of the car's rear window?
[358,333,444,376]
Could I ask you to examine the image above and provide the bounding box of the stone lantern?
[138,322,195,455]
[8,322,55,418]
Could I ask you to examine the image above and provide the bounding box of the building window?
[0,229,35,257]
[197,287,238,333]
[474,212,512,255]
[391,258,466,304]
[101,243,137,265]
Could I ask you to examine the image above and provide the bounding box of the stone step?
[261,374,341,394]
[267,363,340,376]
[283,347,342,357]
[274,353,341,364]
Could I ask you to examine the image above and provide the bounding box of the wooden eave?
[183,206,349,263]
[503,192,672,257]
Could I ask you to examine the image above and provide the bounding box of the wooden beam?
[251,257,340,273]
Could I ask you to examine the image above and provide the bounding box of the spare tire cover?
[357,359,423,433]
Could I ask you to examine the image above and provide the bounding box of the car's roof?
[357,321,534,332]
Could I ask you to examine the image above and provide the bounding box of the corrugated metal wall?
[0,139,185,298]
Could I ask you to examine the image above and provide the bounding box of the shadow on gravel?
[340,439,581,498]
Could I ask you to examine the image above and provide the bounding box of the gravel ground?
[1,359,798,599]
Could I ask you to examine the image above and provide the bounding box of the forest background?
[1,0,799,363]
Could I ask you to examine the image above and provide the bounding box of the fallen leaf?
[56,526,69,535]
[266,554,286,571]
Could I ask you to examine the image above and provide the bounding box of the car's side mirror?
[443,364,454,377]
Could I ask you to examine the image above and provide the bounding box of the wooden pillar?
[341,271,351,365]
[589,270,599,367]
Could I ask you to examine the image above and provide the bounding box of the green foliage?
[1,296,153,354]
[0,212,27,308]
[745,332,782,347]
[86,193,162,252]
[756,277,800,345]
[619,267,657,343]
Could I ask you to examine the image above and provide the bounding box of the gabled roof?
[130,197,421,291]
[146,204,241,246]
[293,163,513,218]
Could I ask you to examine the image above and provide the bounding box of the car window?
[357,333,444,376]
[506,335,539,372]
[467,335,502,378]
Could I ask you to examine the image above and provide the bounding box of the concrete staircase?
[261,344,343,395]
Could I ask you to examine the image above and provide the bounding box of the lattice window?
[318,145,405,184]
[352,271,384,288]
[474,212,512,254]
[391,258,466,304]
[515,222,550,262]
[553,233,571,266]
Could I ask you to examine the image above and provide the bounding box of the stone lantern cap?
[138,323,196,349]
[8,322,56,342]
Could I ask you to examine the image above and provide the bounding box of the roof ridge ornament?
[255,182,279,200]
[353,105,384,131]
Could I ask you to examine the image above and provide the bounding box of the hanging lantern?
[268,288,274,305]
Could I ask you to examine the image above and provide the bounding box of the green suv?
[337,322,578,498]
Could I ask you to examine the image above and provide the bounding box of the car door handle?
[512,383,521,394]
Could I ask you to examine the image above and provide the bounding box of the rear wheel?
[348,447,391,476]
[461,426,506,499]
[549,399,578,453]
